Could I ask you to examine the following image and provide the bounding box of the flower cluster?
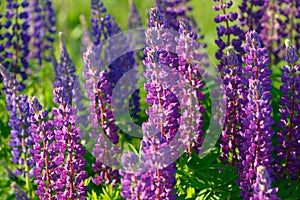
[11,182,30,200]
[54,33,76,105]
[238,0,266,37]
[277,0,300,56]
[31,90,87,199]
[259,1,281,64]
[276,40,300,180]
[175,19,206,154]
[237,31,276,199]
[0,11,4,67]
[2,0,30,85]
[29,0,56,68]
[90,0,140,121]
[213,0,245,165]
[121,8,180,199]
[213,0,243,61]
[155,0,193,31]
[219,46,246,165]
[0,64,35,190]
[90,0,109,46]
[128,0,142,28]
[30,35,87,199]
[83,49,121,187]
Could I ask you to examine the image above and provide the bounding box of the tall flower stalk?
[2,0,30,86]
[155,0,193,31]
[238,0,266,41]
[83,49,121,187]
[54,33,76,105]
[219,46,245,165]
[128,0,142,28]
[31,32,87,199]
[213,0,245,165]
[175,20,206,155]
[0,64,33,197]
[121,8,179,199]
[213,0,243,62]
[237,31,276,199]
[260,0,281,64]
[29,0,56,67]
[276,40,300,180]
[90,0,111,47]
[11,182,30,200]
[277,0,300,58]
[31,90,87,199]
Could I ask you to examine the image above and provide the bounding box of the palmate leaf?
[176,148,241,200]
[275,178,300,200]
[100,185,123,200]
[87,189,101,200]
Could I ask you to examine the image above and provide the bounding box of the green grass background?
[51,0,237,71]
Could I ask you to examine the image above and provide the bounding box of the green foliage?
[274,179,300,200]
[176,149,241,200]
[87,185,124,200]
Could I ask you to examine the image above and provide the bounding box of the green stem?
[25,160,31,198]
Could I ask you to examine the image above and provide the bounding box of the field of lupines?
[0,0,299,199]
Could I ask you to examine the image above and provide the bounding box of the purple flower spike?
[219,46,245,165]
[90,0,111,46]
[155,0,194,31]
[29,0,56,68]
[120,8,178,200]
[213,0,245,166]
[237,30,275,199]
[11,182,30,200]
[54,32,76,105]
[0,65,34,181]
[31,89,88,199]
[128,0,142,28]
[213,0,243,63]
[89,0,140,123]
[275,40,300,180]
[0,10,4,67]
[277,0,300,57]
[259,1,281,64]
[238,0,266,38]
[176,19,207,154]
[83,49,121,187]
[2,0,31,86]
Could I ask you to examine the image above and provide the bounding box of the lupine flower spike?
[175,19,206,155]
[121,7,181,199]
[2,0,30,86]
[260,1,281,64]
[0,65,34,197]
[155,0,193,31]
[219,46,245,165]
[11,182,30,200]
[239,0,266,37]
[213,0,243,62]
[83,49,121,187]
[277,0,300,56]
[237,31,275,199]
[276,39,300,180]
[29,0,56,68]
[128,0,142,28]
